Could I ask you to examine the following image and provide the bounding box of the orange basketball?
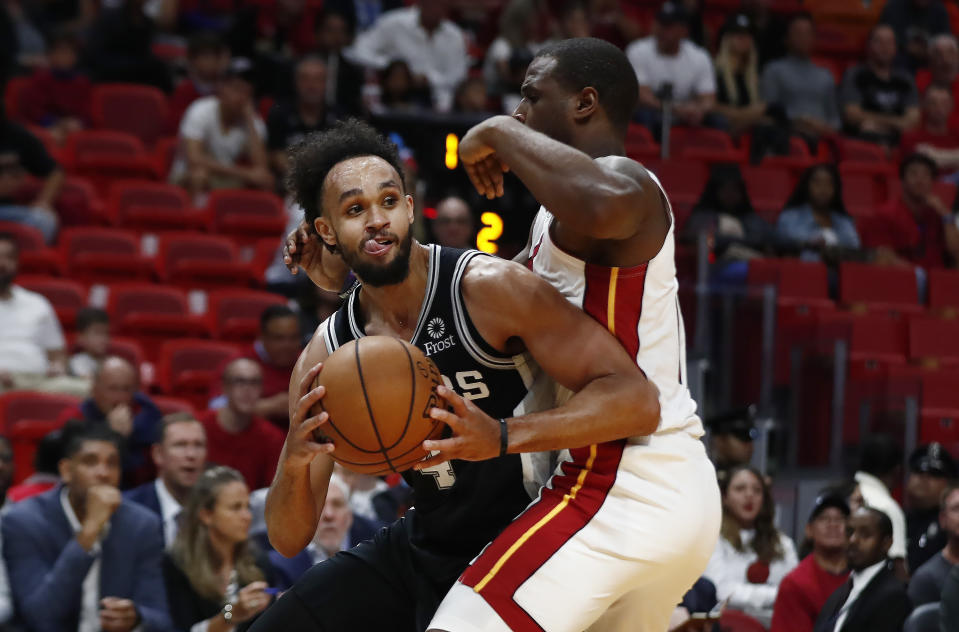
[312,336,445,475]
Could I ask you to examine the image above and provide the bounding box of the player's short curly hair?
[287,118,406,225]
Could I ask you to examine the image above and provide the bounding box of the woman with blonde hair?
[713,13,771,137]
[164,466,274,632]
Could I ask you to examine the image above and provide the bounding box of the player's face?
[155,421,207,492]
[723,469,764,527]
[806,507,848,552]
[315,482,353,554]
[203,480,253,546]
[317,156,415,287]
[513,56,577,147]
[846,510,890,571]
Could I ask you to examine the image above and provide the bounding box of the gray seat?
[903,602,940,632]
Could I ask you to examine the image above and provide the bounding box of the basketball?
[312,335,445,475]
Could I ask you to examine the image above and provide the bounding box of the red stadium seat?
[839,138,889,163]
[107,283,209,360]
[0,391,81,432]
[919,370,959,444]
[839,262,922,315]
[63,130,158,194]
[761,136,817,173]
[206,190,287,242]
[16,275,88,330]
[157,232,255,289]
[14,175,106,227]
[742,165,794,222]
[91,83,170,147]
[909,317,959,368]
[0,221,61,276]
[59,227,155,283]
[207,289,288,341]
[151,395,198,417]
[840,170,886,211]
[156,339,241,406]
[8,419,64,485]
[642,159,708,214]
[3,76,31,123]
[152,137,178,180]
[625,123,659,161]
[108,180,205,231]
[929,269,959,316]
[719,609,767,632]
[670,127,747,163]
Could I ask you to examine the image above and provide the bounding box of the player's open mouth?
[363,238,393,256]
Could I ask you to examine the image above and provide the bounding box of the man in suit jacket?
[1,424,172,632]
[124,412,207,547]
[814,507,911,632]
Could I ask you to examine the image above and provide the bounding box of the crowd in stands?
[0,0,959,631]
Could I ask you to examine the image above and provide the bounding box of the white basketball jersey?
[526,177,702,439]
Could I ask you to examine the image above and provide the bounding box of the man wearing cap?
[626,1,719,135]
[770,492,850,632]
[169,57,274,200]
[906,443,959,571]
[707,407,756,471]
[908,481,959,607]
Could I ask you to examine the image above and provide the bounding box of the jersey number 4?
[421,452,456,489]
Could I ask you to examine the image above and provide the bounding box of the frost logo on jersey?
[427,317,446,339]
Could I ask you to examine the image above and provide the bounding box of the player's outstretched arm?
[417,258,659,466]
[459,115,661,242]
[266,337,336,557]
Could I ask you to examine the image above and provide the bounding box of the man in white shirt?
[345,0,468,111]
[813,508,910,632]
[854,434,909,580]
[169,58,273,200]
[0,233,88,396]
[123,413,208,547]
[626,1,718,133]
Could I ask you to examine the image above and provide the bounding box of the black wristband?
[499,418,508,457]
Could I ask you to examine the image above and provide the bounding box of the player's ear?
[574,87,598,121]
[405,194,415,225]
[315,216,338,250]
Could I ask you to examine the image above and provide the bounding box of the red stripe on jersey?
[460,440,626,631]
[583,262,647,360]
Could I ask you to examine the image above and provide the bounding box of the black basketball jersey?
[322,245,541,557]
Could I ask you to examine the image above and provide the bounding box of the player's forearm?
[505,374,659,453]
[478,116,639,239]
[265,454,323,557]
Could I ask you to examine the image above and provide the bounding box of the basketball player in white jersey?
[421,37,722,632]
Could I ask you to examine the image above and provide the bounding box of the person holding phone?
[163,466,275,632]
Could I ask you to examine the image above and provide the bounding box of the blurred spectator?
[902,85,959,177]
[254,0,317,59]
[777,164,861,261]
[85,0,172,91]
[943,563,959,632]
[210,304,301,426]
[168,31,230,133]
[680,0,706,48]
[554,0,590,40]
[483,0,548,97]
[6,428,63,503]
[498,49,534,115]
[124,413,208,548]
[880,0,951,71]
[706,407,756,471]
[770,492,850,632]
[761,13,840,145]
[910,482,959,608]
[453,76,491,114]
[0,114,64,243]
[854,433,909,580]
[712,14,769,137]
[57,356,163,488]
[683,164,773,268]
[629,2,719,134]
[268,55,335,182]
[163,466,273,631]
[169,58,273,201]
[21,29,92,144]
[346,0,468,112]
[841,25,920,147]
[328,0,402,34]
[915,35,959,130]
[1,425,171,632]
[814,508,911,632]
[200,358,285,490]
[430,196,474,248]
[0,435,11,509]
[268,473,382,589]
[739,0,787,66]
[314,9,365,117]
[0,234,83,394]
[68,307,110,379]
[586,0,642,50]
[5,0,46,70]
[703,466,798,627]
[869,153,959,270]
[377,58,432,112]
[907,444,959,572]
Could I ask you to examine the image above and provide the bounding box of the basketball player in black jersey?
[250,120,659,631]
